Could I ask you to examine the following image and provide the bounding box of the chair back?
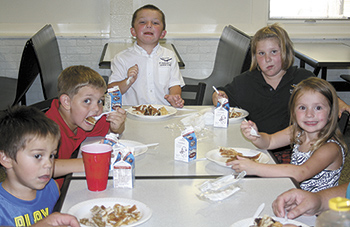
[31,24,63,100]
[338,110,349,134]
[182,82,206,105]
[12,39,41,106]
[184,25,251,105]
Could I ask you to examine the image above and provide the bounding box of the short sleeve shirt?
[218,66,314,134]
[109,43,185,106]
[0,179,59,226]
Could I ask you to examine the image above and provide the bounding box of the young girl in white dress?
[231,77,346,192]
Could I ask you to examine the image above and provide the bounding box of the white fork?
[92,111,113,121]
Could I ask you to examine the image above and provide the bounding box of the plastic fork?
[244,119,260,137]
[92,111,113,121]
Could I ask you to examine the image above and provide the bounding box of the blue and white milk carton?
[104,85,122,112]
[174,126,197,162]
[112,147,135,188]
[214,97,230,128]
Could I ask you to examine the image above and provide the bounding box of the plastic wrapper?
[196,171,246,202]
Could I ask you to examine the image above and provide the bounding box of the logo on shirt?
[159,57,172,67]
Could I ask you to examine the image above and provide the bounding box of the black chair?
[31,24,62,100]
[338,110,349,134]
[183,25,251,105]
[182,82,206,105]
[0,24,62,111]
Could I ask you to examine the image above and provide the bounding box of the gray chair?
[31,24,62,100]
[181,82,206,105]
[0,77,17,110]
[0,24,62,111]
[184,25,251,105]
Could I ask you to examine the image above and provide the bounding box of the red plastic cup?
[81,144,112,191]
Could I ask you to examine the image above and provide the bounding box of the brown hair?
[250,23,294,71]
[131,4,166,30]
[57,65,107,98]
[0,105,60,162]
[289,77,346,153]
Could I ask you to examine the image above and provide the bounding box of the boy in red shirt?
[46,65,126,187]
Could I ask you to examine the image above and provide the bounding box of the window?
[269,0,350,20]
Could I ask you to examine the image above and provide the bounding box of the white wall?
[1,0,350,105]
[1,0,350,38]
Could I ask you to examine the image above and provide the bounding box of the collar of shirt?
[134,42,160,57]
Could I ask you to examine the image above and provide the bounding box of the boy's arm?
[108,64,138,94]
[53,158,84,177]
[165,85,184,108]
[106,107,126,134]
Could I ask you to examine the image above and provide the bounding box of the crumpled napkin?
[196,171,246,202]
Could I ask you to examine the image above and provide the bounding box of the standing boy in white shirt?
[108,4,185,108]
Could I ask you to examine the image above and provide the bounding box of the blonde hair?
[289,77,346,153]
[58,65,107,98]
[250,23,294,71]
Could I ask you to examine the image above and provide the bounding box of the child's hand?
[126,64,138,86]
[164,94,184,108]
[106,107,126,133]
[227,156,257,175]
[240,120,260,141]
[212,90,228,106]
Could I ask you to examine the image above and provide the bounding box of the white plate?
[68,197,152,227]
[231,217,309,227]
[127,104,177,119]
[229,107,249,123]
[117,139,148,156]
[205,148,269,168]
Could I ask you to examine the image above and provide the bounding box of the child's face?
[10,135,58,191]
[294,90,330,135]
[256,38,284,78]
[67,85,105,132]
[131,9,166,47]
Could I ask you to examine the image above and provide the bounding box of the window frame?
[268,0,350,22]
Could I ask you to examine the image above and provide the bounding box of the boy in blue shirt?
[0,106,61,226]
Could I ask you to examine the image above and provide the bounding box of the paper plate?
[229,107,249,123]
[231,216,309,227]
[206,147,269,168]
[68,197,152,227]
[127,104,177,119]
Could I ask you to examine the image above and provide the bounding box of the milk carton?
[174,126,197,162]
[104,85,122,112]
[214,97,230,128]
[112,147,135,188]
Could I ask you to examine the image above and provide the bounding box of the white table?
[73,106,275,178]
[60,178,316,226]
[99,42,185,69]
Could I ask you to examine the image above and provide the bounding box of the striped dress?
[290,139,345,192]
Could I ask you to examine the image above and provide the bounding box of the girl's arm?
[241,122,291,150]
[230,142,342,182]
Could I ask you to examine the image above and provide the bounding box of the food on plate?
[219,147,260,163]
[85,116,97,125]
[229,109,243,118]
[251,215,283,227]
[79,203,141,227]
[132,104,168,116]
